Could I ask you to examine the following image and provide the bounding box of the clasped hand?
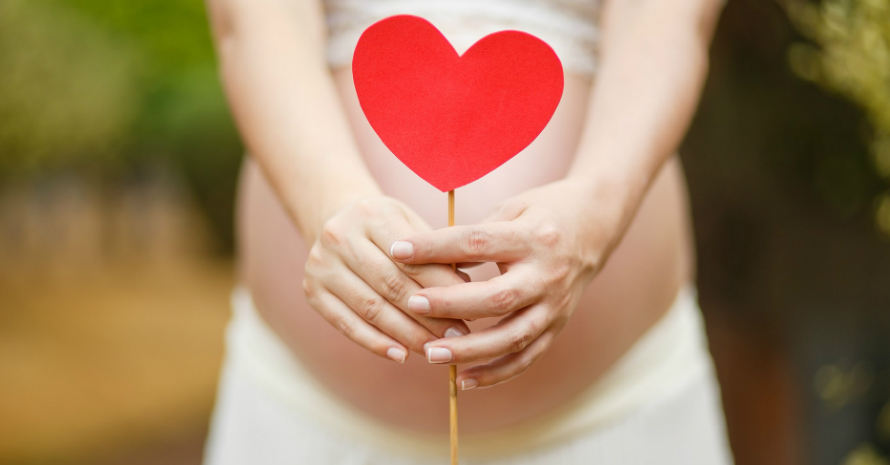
[303,179,617,389]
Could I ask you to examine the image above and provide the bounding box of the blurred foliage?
[0,0,138,172]
[785,0,890,234]
[815,362,874,411]
[841,444,890,465]
[0,0,242,251]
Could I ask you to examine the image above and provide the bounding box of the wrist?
[563,166,640,224]
[296,179,382,244]
[560,160,649,270]
[565,141,670,221]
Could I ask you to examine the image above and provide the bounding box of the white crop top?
[324,0,603,76]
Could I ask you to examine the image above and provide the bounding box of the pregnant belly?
[237,71,694,434]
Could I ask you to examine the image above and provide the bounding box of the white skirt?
[203,285,734,464]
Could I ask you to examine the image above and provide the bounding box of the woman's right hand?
[302,195,471,363]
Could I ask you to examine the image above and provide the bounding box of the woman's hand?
[303,195,471,364]
[390,178,628,388]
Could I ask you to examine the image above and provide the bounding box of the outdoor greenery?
[0,0,242,249]
[0,0,139,172]
[1,0,887,248]
[779,3,890,464]
[786,0,890,234]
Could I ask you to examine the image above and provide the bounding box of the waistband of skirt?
[224,283,716,458]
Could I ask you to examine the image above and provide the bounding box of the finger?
[365,215,468,290]
[347,240,470,338]
[391,223,530,265]
[457,330,555,389]
[400,261,469,290]
[446,202,526,269]
[362,209,473,329]
[453,262,485,269]
[304,283,409,363]
[324,261,438,354]
[424,306,551,365]
[408,269,543,319]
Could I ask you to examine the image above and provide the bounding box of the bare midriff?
[237,69,695,435]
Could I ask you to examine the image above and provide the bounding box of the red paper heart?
[353,15,564,192]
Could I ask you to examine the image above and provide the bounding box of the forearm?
[207,0,380,243]
[567,0,723,224]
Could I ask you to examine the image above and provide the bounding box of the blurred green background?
[0,1,239,464]
[1,0,890,464]
[0,0,242,250]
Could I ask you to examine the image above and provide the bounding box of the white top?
[324,0,603,76]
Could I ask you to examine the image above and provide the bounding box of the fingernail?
[426,347,453,363]
[386,347,407,363]
[461,379,478,390]
[390,241,414,260]
[444,327,465,338]
[408,295,430,314]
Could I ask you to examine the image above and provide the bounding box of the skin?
[207,0,723,434]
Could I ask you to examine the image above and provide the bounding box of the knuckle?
[360,296,384,323]
[301,278,314,298]
[527,317,543,337]
[306,246,325,269]
[586,250,605,274]
[335,315,355,338]
[550,261,571,283]
[465,228,491,257]
[381,272,408,302]
[353,198,381,217]
[508,325,534,353]
[399,263,424,278]
[320,221,345,247]
[533,223,562,247]
[490,288,518,314]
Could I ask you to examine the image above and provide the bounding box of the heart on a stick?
[353,15,564,192]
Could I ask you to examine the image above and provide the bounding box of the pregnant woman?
[203,0,733,463]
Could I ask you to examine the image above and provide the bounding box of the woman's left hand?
[390,178,628,389]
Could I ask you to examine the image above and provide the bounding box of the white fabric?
[203,286,734,464]
[323,0,602,76]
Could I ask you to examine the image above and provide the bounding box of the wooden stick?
[448,189,458,465]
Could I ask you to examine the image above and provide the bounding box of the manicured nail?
[390,241,414,260]
[386,347,407,363]
[426,347,453,363]
[408,295,430,314]
[461,379,479,390]
[444,327,465,338]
